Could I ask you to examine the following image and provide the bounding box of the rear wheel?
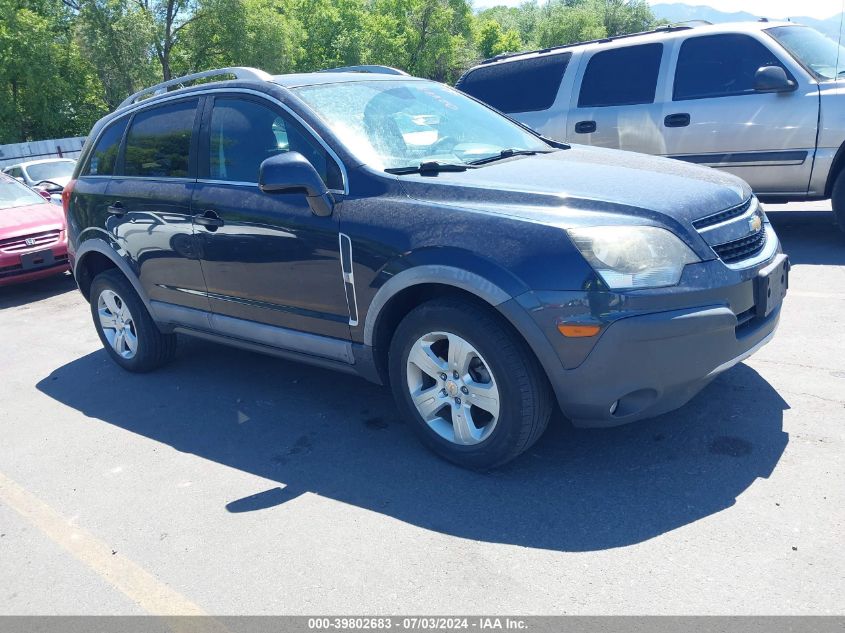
[389,297,552,469]
[831,169,845,234]
[89,269,176,372]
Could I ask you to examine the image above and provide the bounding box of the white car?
[3,158,77,190]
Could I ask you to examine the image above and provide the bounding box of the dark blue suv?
[65,67,788,468]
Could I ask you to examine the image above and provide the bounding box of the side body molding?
[362,265,512,346]
[73,238,153,312]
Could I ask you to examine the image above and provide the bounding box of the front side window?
[293,80,550,171]
[84,118,129,176]
[0,177,47,209]
[457,53,571,113]
[767,25,845,80]
[674,34,790,100]
[578,44,663,108]
[209,97,342,189]
[124,99,198,178]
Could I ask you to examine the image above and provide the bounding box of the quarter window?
[208,97,342,189]
[578,44,663,108]
[674,34,790,100]
[457,54,571,113]
[84,117,129,176]
[124,99,198,178]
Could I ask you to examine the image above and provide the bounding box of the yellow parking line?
[0,470,214,622]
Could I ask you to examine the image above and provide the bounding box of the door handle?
[193,210,224,230]
[106,202,125,216]
[574,120,597,134]
[664,113,691,128]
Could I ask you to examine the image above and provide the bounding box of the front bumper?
[516,251,787,427]
[0,241,69,287]
[553,301,780,427]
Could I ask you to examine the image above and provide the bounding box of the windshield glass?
[767,25,845,80]
[26,160,75,183]
[293,80,550,170]
[0,178,47,209]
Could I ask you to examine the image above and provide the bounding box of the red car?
[0,172,69,286]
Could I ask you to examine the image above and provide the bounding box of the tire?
[89,269,176,372]
[388,297,552,469]
[832,169,845,234]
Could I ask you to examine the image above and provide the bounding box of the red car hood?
[0,202,66,239]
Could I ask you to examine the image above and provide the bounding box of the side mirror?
[258,151,334,217]
[754,66,796,93]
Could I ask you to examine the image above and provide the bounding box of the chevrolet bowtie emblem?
[749,213,763,233]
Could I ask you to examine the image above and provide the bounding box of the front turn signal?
[557,323,601,338]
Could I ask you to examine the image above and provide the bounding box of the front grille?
[0,229,61,253]
[712,229,767,264]
[692,198,752,230]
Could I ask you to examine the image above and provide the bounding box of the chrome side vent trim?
[339,233,359,327]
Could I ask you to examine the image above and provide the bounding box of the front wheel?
[389,298,552,469]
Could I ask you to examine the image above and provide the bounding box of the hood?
[0,202,66,238]
[398,144,751,230]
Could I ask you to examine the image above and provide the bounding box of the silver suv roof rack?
[117,67,272,110]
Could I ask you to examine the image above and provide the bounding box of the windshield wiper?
[467,148,556,166]
[385,161,477,175]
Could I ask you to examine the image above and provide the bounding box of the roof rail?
[117,67,272,110]
[478,24,697,65]
[318,65,409,76]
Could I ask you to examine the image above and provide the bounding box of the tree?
[185,0,302,74]
[0,0,106,142]
[76,0,159,109]
[476,19,522,59]
[132,0,200,81]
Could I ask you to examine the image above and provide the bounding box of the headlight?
[568,225,699,289]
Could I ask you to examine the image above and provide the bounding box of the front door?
[662,33,819,195]
[567,42,667,155]
[192,94,350,343]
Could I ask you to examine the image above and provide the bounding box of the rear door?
[567,42,667,154]
[662,33,819,194]
[72,114,130,243]
[191,93,351,343]
[106,97,209,312]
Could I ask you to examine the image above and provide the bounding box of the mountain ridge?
[651,3,843,40]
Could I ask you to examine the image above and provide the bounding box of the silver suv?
[457,21,845,232]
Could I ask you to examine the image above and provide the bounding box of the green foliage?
[0,0,661,143]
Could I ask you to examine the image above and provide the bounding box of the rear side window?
[457,54,571,113]
[578,44,663,108]
[208,97,342,189]
[124,99,198,178]
[84,117,129,176]
[674,34,789,100]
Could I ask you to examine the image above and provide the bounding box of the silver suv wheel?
[97,289,138,359]
[406,331,500,445]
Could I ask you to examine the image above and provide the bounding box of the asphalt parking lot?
[1,203,843,615]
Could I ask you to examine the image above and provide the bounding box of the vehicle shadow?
[36,338,789,552]
[0,272,76,310]
[767,209,845,266]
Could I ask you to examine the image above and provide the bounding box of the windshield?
[767,25,845,80]
[0,178,47,209]
[26,160,75,183]
[293,80,550,170]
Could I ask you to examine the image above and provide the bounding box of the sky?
[470,0,843,20]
